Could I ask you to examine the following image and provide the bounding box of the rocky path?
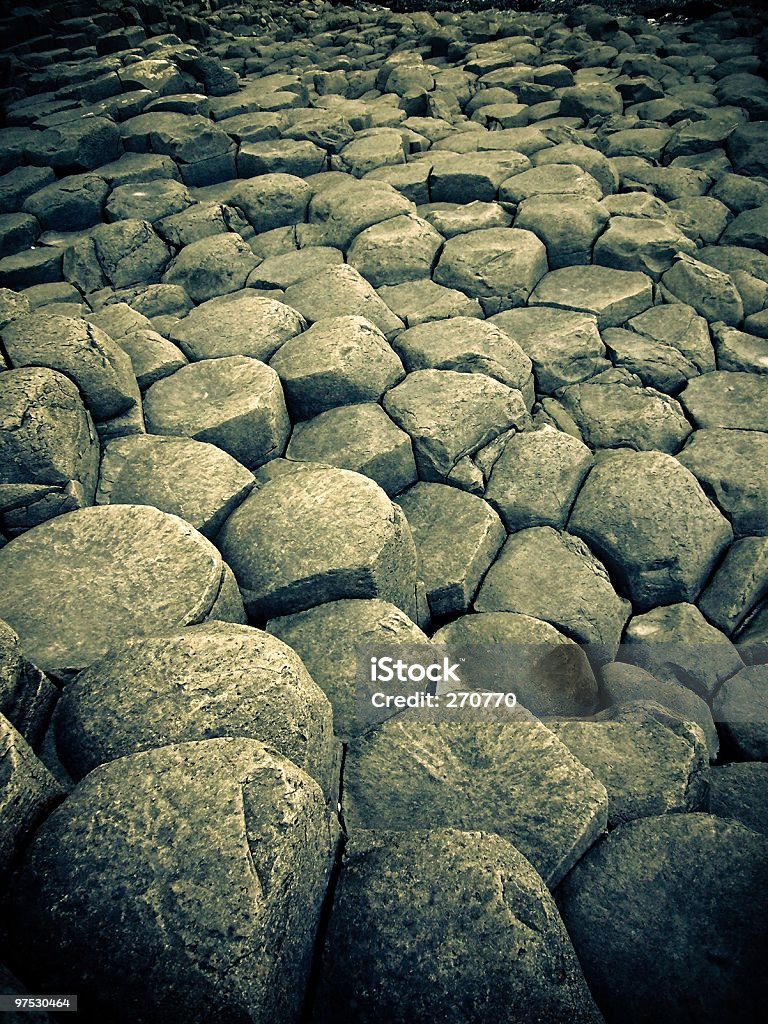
[1,1,768,1021]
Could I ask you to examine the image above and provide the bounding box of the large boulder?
[569,451,733,611]
[311,829,602,1024]
[0,367,99,536]
[53,623,338,799]
[556,814,768,1024]
[3,738,339,1024]
[0,505,245,680]
[217,466,417,621]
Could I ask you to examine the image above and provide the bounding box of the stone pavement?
[0,1,767,1021]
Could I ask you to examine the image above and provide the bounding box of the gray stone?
[514,195,609,269]
[0,505,245,679]
[96,435,254,538]
[661,254,744,326]
[0,213,40,258]
[710,173,768,215]
[433,226,548,315]
[162,233,260,304]
[63,219,171,292]
[486,426,593,531]
[247,247,344,291]
[421,199,512,238]
[668,196,733,247]
[601,662,718,760]
[347,214,443,288]
[620,303,715,391]
[22,173,109,232]
[677,428,768,537]
[333,128,405,178]
[556,814,768,1024]
[491,307,610,393]
[569,450,733,612]
[343,711,607,887]
[377,279,484,327]
[433,611,599,717]
[230,173,311,233]
[143,356,289,471]
[396,482,505,619]
[699,537,768,636]
[594,216,696,280]
[312,829,603,1024]
[269,315,404,421]
[267,598,428,741]
[428,151,531,203]
[0,714,62,880]
[104,179,192,224]
[283,265,404,339]
[530,265,654,328]
[708,763,768,835]
[712,664,768,760]
[0,289,30,329]
[1,313,139,421]
[726,121,768,177]
[475,526,630,654]
[238,139,326,178]
[54,622,337,799]
[557,379,692,454]
[712,323,768,374]
[0,249,63,291]
[551,707,708,827]
[157,201,251,248]
[4,738,338,1024]
[532,142,619,195]
[286,404,417,497]
[25,116,121,172]
[383,369,529,491]
[559,83,623,120]
[308,178,414,251]
[392,316,533,396]
[679,371,768,431]
[0,367,99,536]
[499,163,605,204]
[217,466,417,621]
[170,291,306,362]
[0,166,56,215]
[624,602,743,701]
[0,618,57,749]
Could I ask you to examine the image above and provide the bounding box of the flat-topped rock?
[4,738,338,1024]
[661,254,744,326]
[347,214,443,288]
[0,367,99,536]
[428,150,531,203]
[433,226,548,315]
[624,602,743,701]
[530,265,654,328]
[556,814,768,1024]
[678,428,768,537]
[54,623,337,799]
[1,313,138,422]
[393,315,533,397]
[283,265,404,339]
[383,369,529,490]
[169,290,306,362]
[343,711,607,888]
[0,504,245,679]
[269,315,404,421]
[712,664,768,760]
[63,219,172,293]
[217,466,417,621]
[499,163,605,204]
[569,450,733,612]
[594,215,696,279]
[486,426,594,531]
[96,434,254,538]
[490,307,610,393]
[708,763,768,835]
[312,829,602,1024]
[396,482,505,619]
[557,378,692,454]
[698,537,768,636]
[514,195,609,269]
[286,403,417,497]
[267,598,428,740]
[475,526,630,654]
[679,371,768,431]
[162,233,260,303]
[143,355,289,470]
[308,178,414,250]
